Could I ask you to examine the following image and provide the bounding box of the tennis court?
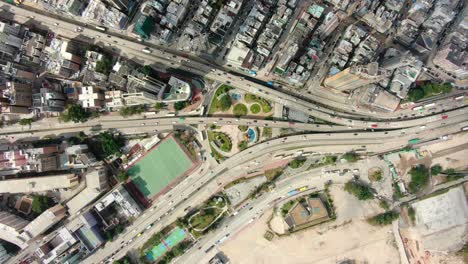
[145,227,188,262]
[164,227,187,248]
[146,243,168,262]
[127,137,194,198]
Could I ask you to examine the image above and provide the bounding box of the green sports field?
[127,137,193,198]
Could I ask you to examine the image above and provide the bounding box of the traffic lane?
[89,116,466,260]
[177,171,354,263]
[7,4,447,128]
[0,116,353,137]
[84,116,464,262]
[84,139,387,263]
[8,3,465,126]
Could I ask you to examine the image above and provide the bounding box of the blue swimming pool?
[247,128,256,142]
[232,93,241,100]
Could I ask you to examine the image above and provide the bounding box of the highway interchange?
[1,3,468,264]
[82,113,468,264]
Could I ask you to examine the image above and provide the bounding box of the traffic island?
[177,195,229,238]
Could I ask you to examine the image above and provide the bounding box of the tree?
[289,158,305,169]
[430,164,443,175]
[97,131,124,158]
[344,181,374,200]
[342,152,359,162]
[19,118,32,126]
[142,65,153,76]
[154,102,164,111]
[117,171,129,182]
[407,87,425,102]
[408,165,429,193]
[32,195,53,214]
[369,169,383,182]
[367,211,399,226]
[174,101,188,111]
[219,95,231,111]
[119,105,145,117]
[62,104,89,123]
[95,56,113,75]
[68,132,87,145]
[238,141,248,151]
[233,103,248,117]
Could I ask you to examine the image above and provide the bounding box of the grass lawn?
[127,137,193,198]
[189,207,224,230]
[244,94,272,113]
[281,200,296,216]
[233,103,248,117]
[208,131,232,152]
[262,127,272,138]
[209,85,233,114]
[250,103,261,114]
[289,158,305,169]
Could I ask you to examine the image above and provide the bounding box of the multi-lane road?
[3,3,467,129]
[2,4,468,264]
[81,114,468,264]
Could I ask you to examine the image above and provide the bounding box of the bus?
[408,138,421,144]
[287,186,308,196]
[462,126,468,131]
[142,47,152,54]
[424,103,435,108]
[412,106,424,111]
[454,95,464,101]
[199,106,205,116]
[95,25,107,32]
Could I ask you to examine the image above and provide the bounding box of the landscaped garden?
[208,131,232,152]
[250,103,261,114]
[289,158,306,169]
[244,93,272,113]
[233,103,248,117]
[209,85,233,114]
[178,196,228,237]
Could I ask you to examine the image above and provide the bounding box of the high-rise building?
[432,43,468,79]
[381,51,416,70]
[0,22,22,59]
[104,0,133,13]
[123,74,167,105]
[323,62,389,91]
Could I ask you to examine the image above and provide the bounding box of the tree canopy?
[61,104,89,123]
[407,83,452,102]
[97,132,125,158]
[32,195,53,214]
[174,101,188,111]
[219,95,232,111]
[368,211,399,226]
[342,152,359,162]
[119,105,145,117]
[19,118,33,126]
[430,165,443,175]
[344,181,374,200]
[408,165,430,193]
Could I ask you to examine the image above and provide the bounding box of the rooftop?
[0,174,79,194]
[285,197,329,227]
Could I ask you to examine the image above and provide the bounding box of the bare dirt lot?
[221,185,400,264]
